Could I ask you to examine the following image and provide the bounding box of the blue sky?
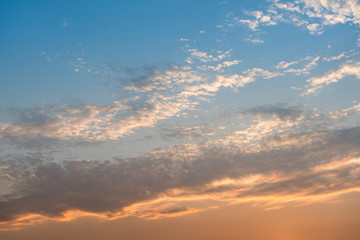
[1,0,360,237]
[1,0,358,109]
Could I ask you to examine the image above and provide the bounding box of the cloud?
[231,0,360,35]
[229,8,281,33]
[159,125,217,141]
[323,51,350,62]
[188,49,218,63]
[197,60,242,72]
[303,61,360,95]
[0,102,127,146]
[329,101,360,119]
[284,56,320,75]
[244,38,264,44]
[187,49,232,63]
[1,0,359,233]
[0,50,282,149]
[1,120,360,228]
[0,92,198,147]
[274,2,303,13]
[276,60,298,69]
[111,65,159,91]
[306,23,323,34]
[241,104,303,121]
[301,0,360,25]
[238,19,260,31]
[286,0,360,33]
[185,68,282,94]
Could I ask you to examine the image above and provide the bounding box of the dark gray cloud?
[111,65,158,84]
[160,206,188,215]
[1,126,360,224]
[0,107,61,148]
[241,104,303,121]
[109,64,175,92]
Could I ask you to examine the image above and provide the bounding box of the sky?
[0,0,360,239]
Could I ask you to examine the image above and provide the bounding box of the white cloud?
[303,62,360,95]
[238,19,260,31]
[276,60,299,69]
[302,0,360,25]
[323,51,348,61]
[233,0,360,35]
[329,101,360,119]
[306,23,324,34]
[281,0,360,32]
[188,49,228,62]
[245,38,264,44]
[197,60,242,71]
[260,15,271,23]
[185,68,282,94]
[285,56,320,75]
[274,2,303,13]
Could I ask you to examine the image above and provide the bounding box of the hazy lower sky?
[1,0,360,239]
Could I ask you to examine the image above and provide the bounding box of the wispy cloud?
[303,61,360,95]
[276,60,299,69]
[0,44,283,148]
[284,56,320,75]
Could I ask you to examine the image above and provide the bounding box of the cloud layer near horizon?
[1,110,360,229]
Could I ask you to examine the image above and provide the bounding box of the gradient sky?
[1,0,360,239]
